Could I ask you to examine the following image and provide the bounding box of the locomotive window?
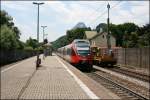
[76,43,90,47]
[75,41,90,47]
[77,50,90,56]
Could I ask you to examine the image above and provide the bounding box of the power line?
[90,1,122,25]
[88,1,122,26]
[85,3,106,22]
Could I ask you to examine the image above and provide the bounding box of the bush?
[24,46,33,51]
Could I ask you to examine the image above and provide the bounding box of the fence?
[0,50,37,66]
[117,48,150,69]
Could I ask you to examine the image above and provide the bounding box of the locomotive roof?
[73,39,89,43]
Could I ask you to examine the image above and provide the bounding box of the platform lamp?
[33,2,44,68]
[41,26,47,43]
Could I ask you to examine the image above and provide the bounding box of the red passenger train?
[57,39,93,71]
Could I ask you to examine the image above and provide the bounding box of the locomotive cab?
[91,46,117,66]
[57,39,93,71]
[73,40,93,70]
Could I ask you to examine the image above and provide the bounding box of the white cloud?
[2,1,149,42]
[1,1,33,11]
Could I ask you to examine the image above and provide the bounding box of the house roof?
[90,32,107,40]
[84,31,97,39]
[90,32,116,40]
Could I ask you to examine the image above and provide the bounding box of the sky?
[1,1,149,42]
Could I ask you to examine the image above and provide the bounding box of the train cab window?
[76,43,89,47]
[77,50,90,56]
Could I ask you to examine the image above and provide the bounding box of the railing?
[0,50,42,66]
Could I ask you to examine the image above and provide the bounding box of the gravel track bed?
[96,70,149,98]
[116,65,149,76]
[109,66,150,82]
[85,69,149,99]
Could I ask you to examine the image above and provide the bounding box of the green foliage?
[0,10,13,27]
[127,32,138,47]
[52,27,91,50]
[137,24,150,47]
[111,23,139,47]
[0,25,19,50]
[35,46,43,51]
[66,28,90,43]
[96,23,107,33]
[0,10,22,50]
[52,35,68,50]
[26,37,38,49]
[24,46,34,51]
[17,40,25,49]
[96,22,139,47]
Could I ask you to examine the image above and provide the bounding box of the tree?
[127,32,138,47]
[52,27,91,49]
[96,23,107,33]
[0,10,13,27]
[0,25,19,50]
[52,35,68,49]
[95,22,139,47]
[26,37,38,49]
[66,27,91,43]
[0,10,22,50]
[137,24,150,47]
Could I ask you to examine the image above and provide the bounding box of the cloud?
[95,1,149,26]
[1,1,33,11]
[1,1,149,42]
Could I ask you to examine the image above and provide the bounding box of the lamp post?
[33,2,44,68]
[107,3,111,52]
[44,34,48,39]
[41,26,47,42]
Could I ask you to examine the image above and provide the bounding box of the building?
[83,31,97,40]
[84,31,116,47]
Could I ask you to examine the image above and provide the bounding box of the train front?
[73,40,93,70]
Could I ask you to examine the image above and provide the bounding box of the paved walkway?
[1,57,36,99]
[1,55,98,99]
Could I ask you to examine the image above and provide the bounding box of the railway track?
[108,66,150,82]
[86,71,149,100]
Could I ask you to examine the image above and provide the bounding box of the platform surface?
[1,55,92,99]
[1,54,120,99]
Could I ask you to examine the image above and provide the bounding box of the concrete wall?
[117,48,150,69]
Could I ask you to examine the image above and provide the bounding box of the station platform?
[1,54,120,99]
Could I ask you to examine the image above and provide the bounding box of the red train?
[57,39,93,71]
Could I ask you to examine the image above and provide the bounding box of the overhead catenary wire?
[84,3,106,22]
[89,5,105,17]
[88,1,122,26]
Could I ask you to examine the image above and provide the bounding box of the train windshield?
[75,41,90,47]
[75,40,90,56]
[77,50,90,56]
[76,43,89,47]
[76,46,90,56]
